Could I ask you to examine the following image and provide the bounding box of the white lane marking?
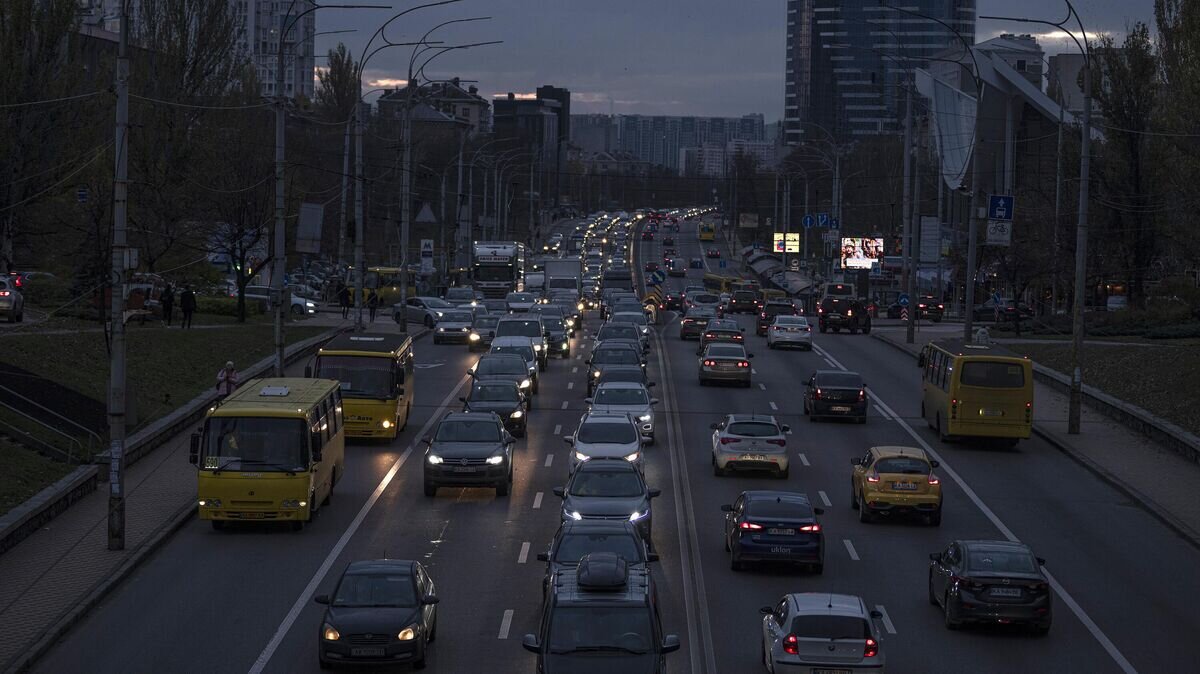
[560,401,569,409]
[758,383,767,391]
[248,374,470,674]
[545,454,554,467]
[843,539,860,561]
[518,542,531,564]
[572,367,579,374]
[533,492,543,509]
[875,604,897,635]
[797,453,810,466]
[553,424,562,435]
[498,609,514,639]
[567,381,575,390]
[769,401,778,411]
[576,354,582,360]
[818,490,832,508]
[752,368,757,374]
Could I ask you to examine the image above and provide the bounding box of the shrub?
[1145,322,1200,340]
[196,296,264,317]
[19,276,74,309]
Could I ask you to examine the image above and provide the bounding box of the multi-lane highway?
[33,215,1200,674]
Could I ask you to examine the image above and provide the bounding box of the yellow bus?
[311,333,414,439]
[189,378,346,530]
[698,220,716,241]
[919,339,1034,445]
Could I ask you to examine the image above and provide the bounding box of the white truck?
[543,259,582,297]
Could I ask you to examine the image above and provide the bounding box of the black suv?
[537,520,657,595]
[756,300,799,336]
[523,552,680,673]
[727,290,760,314]
[817,296,872,334]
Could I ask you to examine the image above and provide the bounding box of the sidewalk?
[0,323,425,673]
[872,327,1200,549]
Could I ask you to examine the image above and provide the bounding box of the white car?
[564,412,646,473]
[585,382,658,443]
[710,414,790,478]
[766,315,813,350]
[761,593,886,672]
[432,309,475,344]
[244,284,317,316]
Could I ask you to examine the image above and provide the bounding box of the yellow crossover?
[189,378,346,530]
[312,333,414,439]
[851,446,943,525]
[919,339,1034,446]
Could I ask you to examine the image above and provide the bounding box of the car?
[887,295,944,321]
[490,336,540,391]
[698,343,754,387]
[594,323,647,356]
[431,309,474,344]
[505,291,538,313]
[0,277,24,323]
[705,248,721,258]
[586,344,646,396]
[586,382,658,443]
[678,307,716,340]
[641,231,654,240]
[422,411,515,497]
[767,315,813,350]
[685,292,721,313]
[609,310,651,343]
[803,370,868,423]
[661,247,676,262]
[817,295,872,334]
[555,458,660,543]
[756,299,799,336]
[929,540,1052,634]
[594,364,652,389]
[723,491,824,572]
[540,315,572,358]
[690,257,704,269]
[460,380,527,437]
[726,289,760,314]
[697,319,744,354]
[481,298,508,314]
[850,446,942,525]
[469,353,533,395]
[643,261,660,273]
[444,286,481,305]
[395,296,454,327]
[245,284,318,316]
[760,593,885,672]
[315,559,439,670]
[662,292,681,310]
[536,520,656,595]
[972,297,1034,323]
[565,412,646,473]
[495,316,549,370]
[662,236,675,246]
[523,552,680,672]
[468,314,501,351]
[666,258,687,277]
[710,414,790,477]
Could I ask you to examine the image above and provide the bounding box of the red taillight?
[0,291,9,297]
[864,637,878,658]
[771,325,780,331]
[846,309,853,317]
[783,634,799,655]
[799,523,820,532]
[720,437,741,444]
[704,332,715,339]
[703,359,716,366]
[928,474,940,485]
[950,398,958,420]
[817,307,824,314]
[813,388,822,400]
[759,312,767,319]
[733,335,743,340]
[737,361,750,368]
[804,326,811,332]
[858,389,866,401]
[866,473,880,483]
[938,304,944,309]
[739,521,763,530]
[766,438,786,446]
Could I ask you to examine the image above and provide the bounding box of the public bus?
[310,333,414,439]
[190,377,346,530]
[918,339,1034,445]
[698,220,717,241]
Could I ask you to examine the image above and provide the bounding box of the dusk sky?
[315,0,1157,120]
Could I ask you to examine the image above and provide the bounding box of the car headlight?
[629,509,649,522]
[435,311,444,318]
[381,419,392,429]
[577,303,585,311]
[397,625,417,641]
[638,414,652,422]
[624,451,641,463]
[469,333,480,341]
[427,454,444,465]
[592,370,601,378]
[561,341,569,350]
[533,344,542,351]
[567,510,583,521]
[323,623,341,641]
[486,454,505,465]
[198,499,222,508]
[520,379,531,389]
[437,327,445,332]
[574,450,590,462]
[566,318,575,327]
[510,410,523,419]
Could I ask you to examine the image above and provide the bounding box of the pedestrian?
[161,283,175,326]
[367,288,379,323]
[215,361,239,399]
[179,286,197,328]
[337,283,351,319]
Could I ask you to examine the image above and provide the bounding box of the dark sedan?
[586,344,646,396]
[726,290,760,314]
[929,539,1052,634]
[803,370,868,423]
[722,491,824,573]
[678,307,717,340]
[556,459,660,544]
[972,298,1034,322]
[536,519,656,594]
[460,380,527,437]
[316,559,439,669]
[469,353,533,394]
[423,412,515,497]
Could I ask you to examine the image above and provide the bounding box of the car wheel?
[424,315,434,328]
[850,327,858,335]
[290,304,303,316]
[832,327,841,333]
[7,310,16,324]
[318,654,332,670]
[393,312,401,324]
[730,548,743,571]
[16,311,23,323]
[850,481,859,509]
[496,477,510,497]
[937,414,951,443]
[768,341,775,349]
[424,483,437,497]
[862,322,872,335]
[944,593,962,630]
[432,336,441,344]
[412,644,427,670]
[857,415,867,425]
[857,492,872,523]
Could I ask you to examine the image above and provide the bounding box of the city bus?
[918,339,1034,445]
[310,333,414,439]
[698,220,716,241]
[189,378,346,530]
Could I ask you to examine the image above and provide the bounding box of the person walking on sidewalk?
[367,288,379,323]
[216,361,239,399]
[161,284,175,326]
[337,283,351,319]
[180,286,197,328]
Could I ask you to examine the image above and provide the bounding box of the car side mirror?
[662,635,681,654]
[553,487,565,497]
[929,552,942,562]
[640,435,652,444]
[584,397,594,404]
[814,507,825,516]
[759,606,774,615]
[314,594,330,605]
[710,422,721,430]
[422,436,433,445]
[850,458,861,465]
[870,609,883,619]
[562,436,573,445]
[720,504,733,512]
[1037,557,1046,566]
[649,398,659,405]
[648,488,662,498]
[467,371,475,377]
[781,424,790,433]
[504,432,515,445]
[522,634,541,654]
[458,397,467,404]
[536,552,549,562]
[930,460,940,468]
[917,353,926,368]
[647,552,660,562]
[647,382,657,388]
[747,353,755,358]
[189,432,201,465]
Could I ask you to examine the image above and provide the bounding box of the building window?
[1016,59,1027,72]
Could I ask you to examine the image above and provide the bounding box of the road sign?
[821,230,839,243]
[719,260,727,269]
[898,293,910,307]
[76,186,88,204]
[420,239,434,273]
[802,214,815,229]
[986,219,1011,247]
[817,213,830,227]
[650,270,666,285]
[900,308,909,321]
[830,217,840,230]
[773,232,786,252]
[988,195,1014,221]
[790,258,800,270]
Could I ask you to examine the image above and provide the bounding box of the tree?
[316,43,360,123]
[1155,0,1200,274]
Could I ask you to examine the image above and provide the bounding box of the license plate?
[351,647,385,657]
[981,408,1004,417]
[241,512,265,519]
[831,406,851,412]
[990,587,1022,597]
[767,528,795,536]
[892,482,918,491]
[741,454,766,461]
[452,466,477,473]
[827,314,842,320]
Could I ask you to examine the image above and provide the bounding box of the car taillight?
[759,312,767,318]
[847,309,853,317]
[938,304,944,309]
[734,334,743,340]
[737,361,749,368]
[866,472,880,483]
[1025,401,1032,422]
[783,634,799,655]
[739,521,763,530]
[704,332,715,339]
[951,398,958,420]
[928,474,940,485]
[1030,582,1048,593]
[812,388,822,400]
[720,437,741,444]
[0,291,8,297]
[864,637,878,658]
[799,523,821,532]
[858,389,866,401]
[772,325,780,331]
[767,438,786,446]
[804,326,811,332]
[703,359,716,366]
[817,307,824,314]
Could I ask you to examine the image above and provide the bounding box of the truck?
[543,259,582,297]
[473,241,526,298]
[816,282,872,334]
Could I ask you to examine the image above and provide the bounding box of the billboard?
[773,232,786,253]
[739,213,759,229]
[785,232,800,253]
[840,237,884,269]
[772,232,801,253]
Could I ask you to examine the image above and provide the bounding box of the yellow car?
[850,446,942,526]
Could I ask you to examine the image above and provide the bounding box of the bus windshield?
[316,355,395,399]
[203,417,308,471]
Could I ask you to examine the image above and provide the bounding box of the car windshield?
[435,419,501,442]
[598,325,639,340]
[570,469,644,497]
[789,615,870,640]
[599,369,644,384]
[875,457,930,474]
[967,549,1040,574]
[507,293,535,303]
[493,343,534,359]
[765,304,794,315]
[594,388,648,406]
[543,318,566,331]
[960,361,1026,388]
[577,422,638,444]
[816,372,862,388]
[475,357,527,376]
[496,320,542,338]
[473,316,500,329]
[445,288,474,301]
[202,417,308,471]
[705,345,744,358]
[471,384,519,403]
[332,573,416,608]
[547,607,652,654]
[441,311,473,323]
[612,314,647,326]
[726,422,778,437]
[315,355,395,399]
[732,291,756,301]
[692,294,719,304]
[593,349,641,365]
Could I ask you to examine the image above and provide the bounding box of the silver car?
[710,414,790,477]
[505,292,537,313]
[0,277,24,323]
[395,296,455,327]
[586,382,658,443]
[698,343,754,387]
[564,412,646,473]
[432,310,475,344]
[766,315,813,350]
[760,593,886,672]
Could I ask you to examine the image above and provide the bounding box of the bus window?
[319,398,331,444]
[961,361,1025,388]
[334,390,344,429]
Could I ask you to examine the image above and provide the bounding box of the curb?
[870,331,1200,552]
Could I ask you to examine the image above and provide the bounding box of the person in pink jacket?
[216,361,239,399]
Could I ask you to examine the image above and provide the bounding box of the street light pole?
[1069,30,1092,434]
[107,1,130,551]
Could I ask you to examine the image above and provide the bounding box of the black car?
[972,298,1034,323]
[722,491,825,573]
[803,370,868,423]
[595,365,652,389]
[928,540,1052,634]
[316,559,440,670]
[542,316,572,359]
[423,412,516,497]
[555,459,660,544]
[468,315,501,352]
[461,380,527,437]
[470,353,534,395]
[537,520,657,594]
[817,296,872,334]
[523,553,680,673]
[887,295,945,322]
[662,292,681,310]
[756,300,799,336]
[727,290,760,314]
[586,344,646,396]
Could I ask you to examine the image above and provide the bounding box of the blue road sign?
[650,270,666,285]
[76,187,88,204]
[898,293,910,307]
[988,195,1014,221]
[817,213,830,227]
[802,214,815,229]
[718,260,727,269]
[830,217,840,230]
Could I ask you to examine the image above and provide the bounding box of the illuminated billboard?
[773,232,786,253]
[840,237,884,269]
[785,233,800,253]
[773,232,802,253]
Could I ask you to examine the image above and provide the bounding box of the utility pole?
[1052,94,1064,317]
[354,102,366,331]
[338,119,351,266]
[272,13,289,376]
[1068,49,1093,435]
[963,130,983,340]
[107,1,130,551]
[901,84,914,309]
[399,76,415,331]
[528,153,535,244]
[907,107,921,345]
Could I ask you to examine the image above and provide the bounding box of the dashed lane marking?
[553,424,562,435]
[758,383,767,391]
[818,491,832,507]
[518,542,530,564]
[769,401,778,411]
[843,539,860,561]
[797,453,810,466]
[498,610,514,639]
[545,454,554,467]
[533,492,543,509]
[875,605,897,634]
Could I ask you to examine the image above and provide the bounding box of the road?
[34,217,1200,674]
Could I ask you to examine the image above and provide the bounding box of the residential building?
[679,139,776,178]
[573,113,766,171]
[583,151,651,178]
[376,78,491,136]
[572,114,618,154]
[1047,52,1099,121]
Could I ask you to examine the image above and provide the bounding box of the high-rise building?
[573,113,766,171]
[783,0,976,143]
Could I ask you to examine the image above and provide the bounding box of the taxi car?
[850,446,942,525]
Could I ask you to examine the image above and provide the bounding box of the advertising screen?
[773,232,786,253]
[840,237,884,269]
